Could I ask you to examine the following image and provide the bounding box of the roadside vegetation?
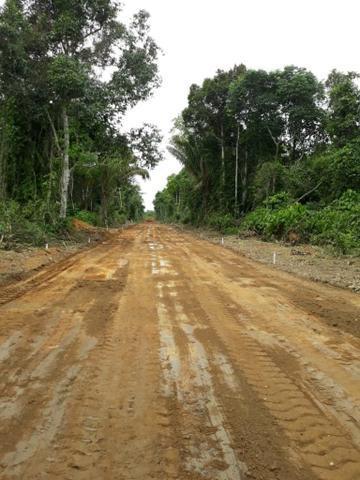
[0,0,162,247]
[155,66,360,255]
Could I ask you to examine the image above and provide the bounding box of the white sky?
[123,0,360,210]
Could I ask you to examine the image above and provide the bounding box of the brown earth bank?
[0,244,83,288]
[0,220,112,289]
[176,225,360,294]
[0,223,359,480]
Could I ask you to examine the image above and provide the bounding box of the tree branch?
[83,26,103,40]
[46,110,62,156]
[297,180,323,203]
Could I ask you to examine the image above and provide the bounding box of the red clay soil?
[0,224,359,480]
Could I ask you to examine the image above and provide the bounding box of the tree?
[182,65,246,207]
[276,66,325,161]
[325,70,360,147]
[228,69,281,214]
[161,63,358,243]
[0,0,162,227]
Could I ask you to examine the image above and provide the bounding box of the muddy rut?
[0,224,359,480]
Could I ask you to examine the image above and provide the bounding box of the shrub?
[206,213,235,233]
[240,190,360,254]
[241,195,310,240]
[73,210,98,226]
[310,190,360,254]
[111,212,127,227]
[0,200,49,246]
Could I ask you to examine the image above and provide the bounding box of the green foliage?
[326,70,360,146]
[206,213,235,233]
[0,0,162,244]
[49,56,89,101]
[0,199,63,246]
[309,191,360,254]
[156,63,360,256]
[264,192,293,209]
[253,162,287,204]
[73,210,98,226]
[241,201,310,239]
[240,191,360,254]
[312,140,360,200]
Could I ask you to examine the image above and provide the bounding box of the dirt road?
[0,224,359,480]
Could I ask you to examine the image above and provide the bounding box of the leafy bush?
[241,196,310,240]
[111,212,127,227]
[0,200,49,246]
[309,190,360,254]
[0,200,74,247]
[264,192,293,210]
[73,210,98,226]
[240,190,360,254]
[206,213,235,233]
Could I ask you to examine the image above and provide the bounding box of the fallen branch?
[297,180,323,203]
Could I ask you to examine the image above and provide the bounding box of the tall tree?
[325,70,360,147]
[0,0,162,232]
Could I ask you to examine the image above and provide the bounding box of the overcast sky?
[122,0,360,210]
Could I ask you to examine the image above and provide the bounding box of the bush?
[0,200,49,246]
[206,213,235,233]
[310,190,360,254]
[241,197,310,240]
[111,212,127,227]
[73,210,98,226]
[240,190,360,254]
[0,200,75,247]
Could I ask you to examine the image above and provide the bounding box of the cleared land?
[0,223,359,479]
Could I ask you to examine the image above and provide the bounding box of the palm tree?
[168,134,212,215]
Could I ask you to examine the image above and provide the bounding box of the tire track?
[156,228,360,480]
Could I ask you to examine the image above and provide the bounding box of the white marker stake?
[45,243,49,250]
[88,237,91,244]
[221,237,224,246]
[273,252,277,265]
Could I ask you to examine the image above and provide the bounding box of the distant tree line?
[155,65,360,254]
[0,0,162,244]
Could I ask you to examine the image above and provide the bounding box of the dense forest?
[155,65,360,254]
[0,0,162,244]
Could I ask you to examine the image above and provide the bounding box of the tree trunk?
[267,126,280,162]
[0,131,6,201]
[234,125,240,217]
[101,189,108,227]
[241,148,248,210]
[70,170,75,212]
[46,142,54,208]
[119,188,123,209]
[60,106,70,219]
[220,123,225,200]
[100,168,109,227]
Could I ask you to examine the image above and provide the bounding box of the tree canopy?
[155,65,360,254]
[0,0,162,238]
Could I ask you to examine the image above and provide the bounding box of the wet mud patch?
[75,276,128,338]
